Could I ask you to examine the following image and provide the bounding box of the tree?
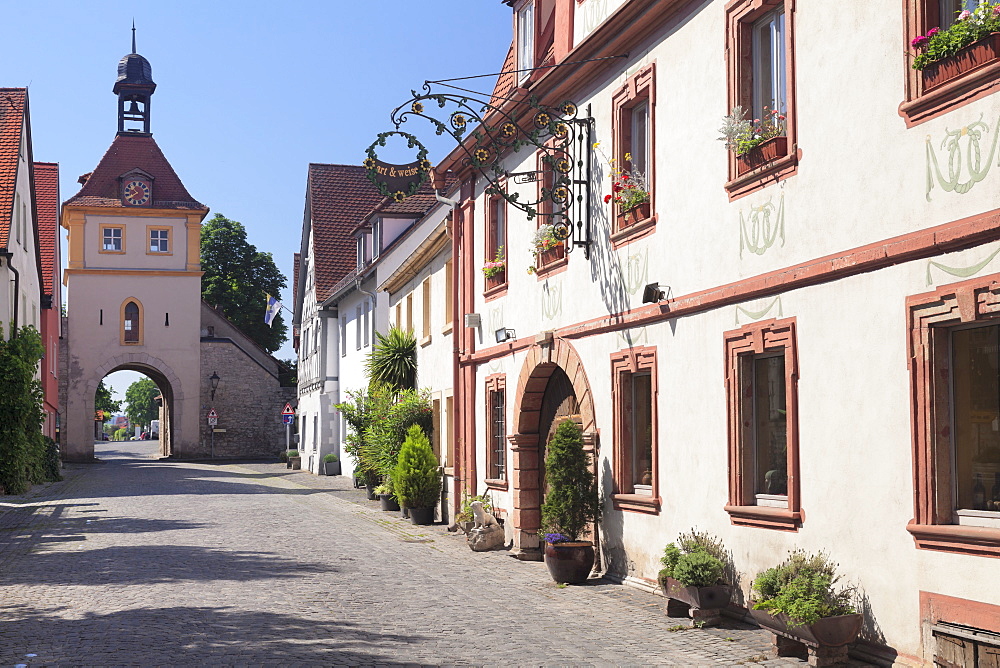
[95,380,121,416]
[540,419,601,541]
[125,378,160,430]
[201,214,287,353]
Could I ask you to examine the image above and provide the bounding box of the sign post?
[282,403,295,454]
[207,409,219,458]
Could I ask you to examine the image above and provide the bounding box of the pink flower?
[927,27,940,37]
[993,5,1000,15]
[911,34,929,48]
[778,115,786,120]
[958,9,971,20]
[753,118,760,124]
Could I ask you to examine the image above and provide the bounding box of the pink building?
[34,162,61,440]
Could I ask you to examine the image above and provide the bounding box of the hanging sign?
[363,131,431,202]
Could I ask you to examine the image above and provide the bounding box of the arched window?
[120,299,143,345]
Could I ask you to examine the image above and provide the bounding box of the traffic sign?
[207,409,218,419]
[208,417,218,426]
[283,415,294,425]
[282,403,295,416]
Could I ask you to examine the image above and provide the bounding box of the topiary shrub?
[393,425,440,509]
[752,550,855,627]
[539,420,601,542]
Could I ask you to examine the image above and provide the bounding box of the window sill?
[724,149,799,201]
[420,334,432,347]
[907,521,1000,558]
[484,280,508,302]
[612,493,661,515]
[443,466,455,477]
[899,47,1000,127]
[724,504,801,531]
[485,478,508,491]
[441,322,453,336]
[99,250,126,255]
[535,253,568,280]
[610,212,657,250]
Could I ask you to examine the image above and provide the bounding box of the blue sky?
[2,1,513,402]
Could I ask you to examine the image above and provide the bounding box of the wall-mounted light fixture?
[209,371,221,401]
[495,328,516,343]
[642,283,670,304]
[464,313,481,328]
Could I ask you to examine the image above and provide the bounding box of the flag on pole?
[264,294,282,327]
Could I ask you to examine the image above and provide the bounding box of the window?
[432,396,442,462]
[356,235,366,268]
[13,193,20,244]
[611,346,658,513]
[485,375,507,485]
[421,279,432,343]
[516,1,535,84]
[363,299,370,348]
[101,226,124,253]
[406,293,413,333]
[534,150,567,276]
[372,219,382,259]
[121,299,143,345]
[340,313,347,357]
[396,302,403,329]
[901,0,999,125]
[445,394,455,469]
[355,305,362,351]
[907,275,1000,556]
[724,0,798,198]
[724,318,800,530]
[610,63,656,243]
[443,260,454,330]
[148,227,170,253]
[485,194,507,294]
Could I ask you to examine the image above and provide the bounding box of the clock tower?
[61,40,210,461]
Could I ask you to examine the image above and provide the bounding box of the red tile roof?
[65,133,207,210]
[353,176,457,233]
[33,162,59,297]
[490,43,516,107]
[0,88,27,249]
[307,163,384,302]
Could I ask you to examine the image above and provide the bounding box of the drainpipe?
[0,251,19,336]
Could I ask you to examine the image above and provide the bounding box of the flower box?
[617,201,650,229]
[922,32,1000,92]
[736,136,788,175]
[750,607,862,666]
[537,242,564,267]
[660,577,732,610]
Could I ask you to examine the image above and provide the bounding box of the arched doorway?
[509,337,597,560]
[94,367,173,459]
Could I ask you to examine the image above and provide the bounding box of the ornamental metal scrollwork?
[385,82,594,257]
[363,131,431,202]
[925,114,1000,201]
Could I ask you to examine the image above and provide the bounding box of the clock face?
[123,180,151,206]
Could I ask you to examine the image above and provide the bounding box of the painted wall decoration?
[622,249,649,297]
[618,327,649,347]
[739,193,785,258]
[542,281,563,321]
[488,304,506,339]
[925,114,999,201]
[926,243,1000,285]
[734,296,784,325]
[581,0,612,34]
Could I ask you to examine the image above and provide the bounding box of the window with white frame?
[356,236,366,268]
[340,313,347,357]
[372,219,382,259]
[752,8,787,121]
[940,0,987,27]
[516,1,534,84]
[629,101,650,184]
[363,300,370,348]
[103,227,123,252]
[149,228,169,253]
[355,305,362,351]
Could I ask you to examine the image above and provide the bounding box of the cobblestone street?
[0,443,838,666]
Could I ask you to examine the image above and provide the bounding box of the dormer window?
[356,235,366,268]
[516,1,535,84]
[372,219,382,259]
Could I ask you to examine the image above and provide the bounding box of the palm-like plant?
[366,326,417,392]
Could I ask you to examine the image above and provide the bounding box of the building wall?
[1,118,41,336]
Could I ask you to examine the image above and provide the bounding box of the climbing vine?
[0,325,58,494]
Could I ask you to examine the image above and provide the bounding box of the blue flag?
[264,294,281,327]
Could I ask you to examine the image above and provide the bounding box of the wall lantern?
[495,328,516,344]
[642,283,669,304]
[209,371,221,400]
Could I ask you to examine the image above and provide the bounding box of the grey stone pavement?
[0,442,865,667]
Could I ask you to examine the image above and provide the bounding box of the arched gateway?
[508,336,598,560]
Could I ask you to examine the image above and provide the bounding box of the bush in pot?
[657,530,732,626]
[750,550,861,664]
[393,425,440,525]
[540,419,601,584]
[286,449,301,470]
[322,452,340,476]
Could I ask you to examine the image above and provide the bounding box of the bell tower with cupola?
[61,37,209,462]
[114,26,156,135]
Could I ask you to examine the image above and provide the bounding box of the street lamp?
[209,371,220,401]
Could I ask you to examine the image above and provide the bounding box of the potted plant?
[718,105,787,175]
[393,424,441,525]
[910,3,1000,90]
[482,246,506,282]
[374,482,400,512]
[286,449,301,470]
[657,529,732,627]
[540,419,602,584]
[322,453,340,476]
[594,143,650,225]
[528,224,563,273]
[750,550,861,665]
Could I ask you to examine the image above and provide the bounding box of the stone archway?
[508,336,598,560]
[66,352,186,462]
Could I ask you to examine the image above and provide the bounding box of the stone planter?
[543,541,595,584]
[288,457,301,471]
[408,506,434,525]
[750,607,863,667]
[736,136,788,175]
[660,576,732,627]
[922,33,1000,92]
[379,494,400,512]
[617,201,650,229]
[323,461,341,476]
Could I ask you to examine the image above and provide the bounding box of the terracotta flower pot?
[543,541,595,584]
[922,32,1000,92]
[736,136,788,175]
[617,201,650,229]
